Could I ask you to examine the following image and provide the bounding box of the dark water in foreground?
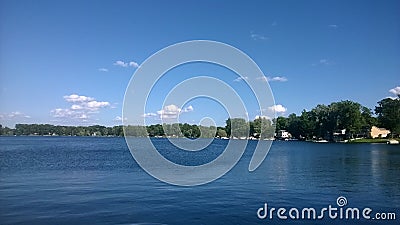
[0,137,399,224]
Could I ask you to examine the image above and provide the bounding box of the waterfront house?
[276,130,292,140]
[369,126,391,138]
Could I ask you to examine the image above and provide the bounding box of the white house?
[276,130,292,140]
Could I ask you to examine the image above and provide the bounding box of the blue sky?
[0,0,399,128]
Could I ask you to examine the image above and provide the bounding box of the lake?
[0,136,399,224]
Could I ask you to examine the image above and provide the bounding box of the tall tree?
[253,117,275,139]
[298,110,316,139]
[274,116,288,131]
[216,128,227,138]
[228,118,249,138]
[225,118,231,137]
[287,113,301,138]
[310,104,330,138]
[375,98,400,135]
[330,101,364,137]
[361,107,376,127]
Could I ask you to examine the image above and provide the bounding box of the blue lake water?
[0,136,399,224]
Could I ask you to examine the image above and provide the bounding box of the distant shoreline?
[1,135,399,145]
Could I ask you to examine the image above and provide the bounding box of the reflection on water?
[0,137,399,224]
[370,144,400,199]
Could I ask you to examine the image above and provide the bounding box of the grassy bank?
[348,138,400,143]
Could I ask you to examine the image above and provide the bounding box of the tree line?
[274,98,399,140]
[1,97,398,140]
[0,124,124,137]
[0,116,274,139]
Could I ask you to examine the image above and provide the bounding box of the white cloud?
[51,108,90,120]
[389,86,400,96]
[52,94,110,122]
[86,101,110,109]
[268,76,288,82]
[250,31,268,41]
[113,60,128,67]
[98,68,108,72]
[113,116,127,122]
[79,114,88,119]
[64,94,94,103]
[0,111,31,120]
[129,61,139,68]
[183,105,194,112]
[71,104,83,110]
[157,104,182,119]
[63,94,109,110]
[153,104,194,119]
[114,60,139,68]
[233,76,249,82]
[319,59,329,64]
[52,108,76,118]
[329,24,338,28]
[9,111,22,118]
[256,76,268,82]
[268,104,287,114]
[11,111,30,118]
[256,76,288,82]
[313,59,334,66]
[142,112,157,118]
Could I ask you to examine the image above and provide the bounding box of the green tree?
[216,128,227,137]
[329,101,364,137]
[298,110,316,139]
[199,125,216,138]
[163,123,183,137]
[310,104,330,139]
[229,118,249,138]
[147,124,164,137]
[124,125,147,137]
[361,107,377,127]
[274,116,288,131]
[375,98,400,135]
[286,113,301,139]
[225,118,232,137]
[113,125,124,136]
[253,117,274,139]
[2,126,15,135]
